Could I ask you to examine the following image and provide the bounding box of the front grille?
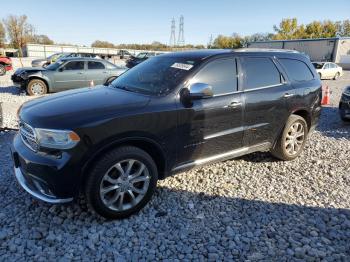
[19,121,38,152]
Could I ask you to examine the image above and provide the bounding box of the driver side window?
[191,58,237,95]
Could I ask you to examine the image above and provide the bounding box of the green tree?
[212,34,243,49]
[29,34,54,45]
[91,40,115,48]
[273,18,300,39]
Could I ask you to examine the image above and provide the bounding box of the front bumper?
[11,133,81,203]
[14,166,73,203]
[11,74,25,88]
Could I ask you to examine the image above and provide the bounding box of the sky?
[1,0,350,46]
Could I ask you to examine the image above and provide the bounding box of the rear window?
[88,61,105,69]
[242,57,281,90]
[280,59,314,82]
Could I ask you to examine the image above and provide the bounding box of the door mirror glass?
[189,83,213,99]
[58,67,64,72]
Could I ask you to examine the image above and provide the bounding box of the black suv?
[12,49,321,219]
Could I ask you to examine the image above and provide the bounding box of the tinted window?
[242,57,281,90]
[191,58,237,95]
[279,58,314,81]
[62,61,84,70]
[88,61,105,69]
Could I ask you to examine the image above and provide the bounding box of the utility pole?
[177,15,185,47]
[169,18,176,47]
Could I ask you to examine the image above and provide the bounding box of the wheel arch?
[291,109,311,130]
[81,136,168,182]
[27,76,50,91]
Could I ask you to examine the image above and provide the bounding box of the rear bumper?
[339,94,350,119]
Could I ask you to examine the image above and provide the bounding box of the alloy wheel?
[284,122,305,156]
[99,159,150,211]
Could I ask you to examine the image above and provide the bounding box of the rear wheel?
[85,146,158,219]
[0,64,6,76]
[271,115,308,161]
[27,79,48,96]
[333,72,340,80]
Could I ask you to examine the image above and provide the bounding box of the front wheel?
[333,72,340,80]
[27,79,48,96]
[0,64,6,76]
[85,146,158,219]
[271,115,308,161]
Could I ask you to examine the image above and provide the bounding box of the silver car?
[12,58,126,95]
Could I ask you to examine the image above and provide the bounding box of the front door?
[53,60,86,91]
[176,57,244,165]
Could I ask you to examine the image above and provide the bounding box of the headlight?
[35,128,80,149]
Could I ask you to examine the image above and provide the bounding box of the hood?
[20,86,151,129]
[15,67,47,75]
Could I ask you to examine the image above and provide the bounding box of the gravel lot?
[0,63,349,260]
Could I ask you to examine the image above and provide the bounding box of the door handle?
[77,72,84,75]
[228,101,242,108]
[283,93,294,98]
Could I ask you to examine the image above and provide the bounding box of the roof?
[59,57,105,62]
[161,48,304,60]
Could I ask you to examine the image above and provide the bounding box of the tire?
[26,79,48,96]
[271,114,308,161]
[333,72,340,80]
[0,64,6,76]
[85,146,158,219]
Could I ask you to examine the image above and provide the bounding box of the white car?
[312,62,343,80]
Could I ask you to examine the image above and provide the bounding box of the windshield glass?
[110,56,200,95]
[46,60,65,71]
[312,62,324,69]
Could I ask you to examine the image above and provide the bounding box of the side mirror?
[58,67,64,72]
[189,83,213,99]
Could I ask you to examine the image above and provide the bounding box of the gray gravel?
[0,68,349,261]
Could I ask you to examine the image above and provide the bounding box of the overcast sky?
[1,0,349,46]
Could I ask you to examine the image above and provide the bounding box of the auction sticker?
[171,63,193,70]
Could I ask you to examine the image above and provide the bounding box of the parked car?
[339,86,350,121]
[312,62,343,80]
[125,52,157,68]
[12,58,126,95]
[11,49,321,219]
[32,52,102,67]
[0,56,13,76]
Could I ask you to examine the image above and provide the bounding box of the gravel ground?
[0,67,349,260]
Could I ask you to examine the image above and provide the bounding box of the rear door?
[239,56,293,147]
[53,60,86,91]
[86,60,109,85]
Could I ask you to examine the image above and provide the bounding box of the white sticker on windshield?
[171,63,193,70]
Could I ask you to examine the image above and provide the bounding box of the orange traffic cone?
[321,85,330,105]
[89,80,94,87]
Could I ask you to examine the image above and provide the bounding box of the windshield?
[46,60,65,71]
[110,56,200,95]
[312,62,324,69]
[136,52,147,58]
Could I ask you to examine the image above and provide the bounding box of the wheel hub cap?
[285,122,305,156]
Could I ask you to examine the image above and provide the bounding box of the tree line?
[210,18,350,49]
[1,15,350,55]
